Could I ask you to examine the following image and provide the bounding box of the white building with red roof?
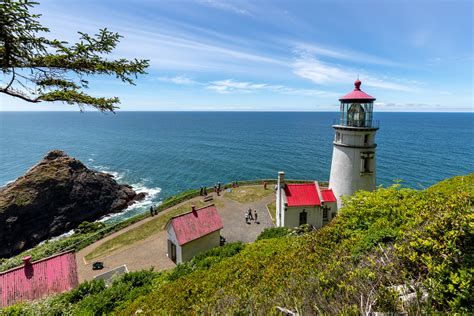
[275,172,337,228]
[165,204,223,264]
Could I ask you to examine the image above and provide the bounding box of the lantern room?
[338,79,376,128]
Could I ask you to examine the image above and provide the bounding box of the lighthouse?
[329,79,378,207]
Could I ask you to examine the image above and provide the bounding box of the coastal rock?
[0,150,145,258]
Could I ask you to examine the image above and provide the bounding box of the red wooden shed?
[0,251,78,307]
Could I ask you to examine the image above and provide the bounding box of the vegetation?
[267,200,276,223]
[224,184,274,203]
[117,174,471,314]
[256,227,291,241]
[0,0,148,111]
[2,243,245,315]
[3,175,471,314]
[85,199,223,261]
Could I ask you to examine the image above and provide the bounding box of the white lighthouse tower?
[329,79,378,207]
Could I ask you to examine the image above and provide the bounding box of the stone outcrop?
[0,150,145,258]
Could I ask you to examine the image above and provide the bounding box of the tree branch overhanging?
[0,0,149,111]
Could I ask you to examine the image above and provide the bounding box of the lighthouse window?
[364,134,369,144]
[348,103,365,127]
[336,132,341,142]
[299,210,307,226]
[361,156,371,173]
[364,157,370,172]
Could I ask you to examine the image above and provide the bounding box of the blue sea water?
[0,112,473,223]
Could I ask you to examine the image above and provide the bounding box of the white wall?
[181,230,221,263]
[166,225,182,264]
[329,128,377,207]
[284,206,322,229]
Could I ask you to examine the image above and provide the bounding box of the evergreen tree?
[0,0,149,111]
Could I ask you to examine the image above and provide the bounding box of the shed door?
[168,240,177,263]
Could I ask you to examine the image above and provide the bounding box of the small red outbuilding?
[0,251,78,307]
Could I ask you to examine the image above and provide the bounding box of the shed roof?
[321,188,337,203]
[339,79,376,101]
[284,183,321,207]
[169,204,223,246]
[0,251,78,307]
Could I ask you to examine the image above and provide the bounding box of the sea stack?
[0,150,145,258]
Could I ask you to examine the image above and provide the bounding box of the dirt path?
[76,186,275,282]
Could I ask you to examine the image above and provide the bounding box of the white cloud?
[157,76,196,85]
[292,52,420,92]
[293,43,401,67]
[206,79,338,97]
[195,0,253,16]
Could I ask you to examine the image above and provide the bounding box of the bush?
[62,279,106,304]
[256,227,291,241]
[74,221,106,235]
[168,242,245,281]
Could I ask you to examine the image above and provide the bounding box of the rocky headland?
[0,150,145,258]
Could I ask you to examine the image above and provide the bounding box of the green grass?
[267,200,276,223]
[85,199,223,261]
[224,185,274,203]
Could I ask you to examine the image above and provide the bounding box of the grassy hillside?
[3,174,472,314]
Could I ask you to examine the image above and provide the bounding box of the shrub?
[62,279,106,304]
[168,242,245,281]
[256,227,291,241]
[74,221,106,235]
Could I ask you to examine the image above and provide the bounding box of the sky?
[0,0,472,112]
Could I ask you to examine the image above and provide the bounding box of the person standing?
[200,186,203,196]
[245,212,248,224]
[254,210,258,223]
[248,208,253,221]
[150,206,154,217]
[203,187,207,196]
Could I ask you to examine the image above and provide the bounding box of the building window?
[360,152,374,173]
[323,208,328,221]
[363,157,370,172]
[299,210,307,226]
[336,132,340,142]
[364,134,369,145]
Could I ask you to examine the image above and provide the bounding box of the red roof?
[0,251,78,307]
[284,183,321,207]
[321,189,337,203]
[339,79,376,101]
[170,205,223,246]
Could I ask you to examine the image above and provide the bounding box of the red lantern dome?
[339,79,376,102]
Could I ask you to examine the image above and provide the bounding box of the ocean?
[1,112,472,223]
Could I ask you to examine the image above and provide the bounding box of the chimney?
[23,255,32,266]
[278,171,285,185]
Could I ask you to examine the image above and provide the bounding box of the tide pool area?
[1,111,473,222]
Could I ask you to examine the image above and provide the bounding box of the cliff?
[0,150,144,258]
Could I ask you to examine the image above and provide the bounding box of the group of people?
[200,181,227,196]
[149,205,158,217]
[245,208,258,224]
[199,186,208,196]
